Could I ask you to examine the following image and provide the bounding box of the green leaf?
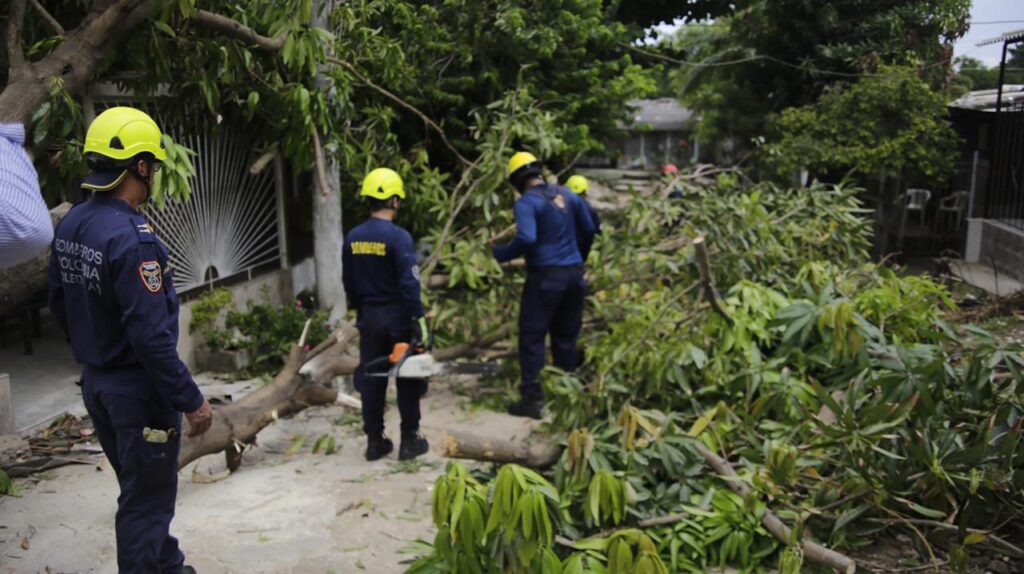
[285,435,305,455]
[153,20,177,38]
[964,532,987,545]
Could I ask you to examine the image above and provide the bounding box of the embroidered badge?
[137,223,154,234]
[138,260,162,292]
[553,194,567,209]
[411,264,421,281]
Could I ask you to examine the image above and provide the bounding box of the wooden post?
[0,373,14,434]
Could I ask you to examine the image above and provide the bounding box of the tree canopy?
[662,0,970,168]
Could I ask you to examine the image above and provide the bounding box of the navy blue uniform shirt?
[48,196,203,413]
[493,183,595,267]
[342,217,424,318]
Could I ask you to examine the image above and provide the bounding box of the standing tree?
[0,0,656,316]
[663,0,970,153]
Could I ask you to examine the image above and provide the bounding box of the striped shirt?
[0,123,52,268]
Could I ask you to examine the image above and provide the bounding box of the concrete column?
[312,0,346,323]
[0,373,14,434]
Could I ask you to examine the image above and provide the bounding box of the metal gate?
[88,94,285,294]
[984,99,1024,229]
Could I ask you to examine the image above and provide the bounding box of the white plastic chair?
[938,190,968,231]
[903,188,931,225]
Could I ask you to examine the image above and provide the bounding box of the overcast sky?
[954,0,1024,66]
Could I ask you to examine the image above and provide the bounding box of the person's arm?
[111,239,205,414]
[342,237,356,311]
[46,231,68,336]
[0,124,53,268]
[493,199,537,263]
[394,229,425,319]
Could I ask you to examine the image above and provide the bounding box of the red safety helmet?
[661,163,679,175]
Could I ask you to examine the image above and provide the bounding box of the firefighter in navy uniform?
[47,107,212,574]
[494,153,595,419]
[343,167,431,462]
[565,174,602,261]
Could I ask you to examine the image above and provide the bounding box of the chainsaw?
[363,342,499,386]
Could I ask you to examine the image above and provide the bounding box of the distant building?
[586,98,699,169]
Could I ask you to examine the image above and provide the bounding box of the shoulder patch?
[138,260,162,292]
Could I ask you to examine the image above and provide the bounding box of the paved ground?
[0,376,534,573]
[949,260,1024,296]
[0,312,83,432]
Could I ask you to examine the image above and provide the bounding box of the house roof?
[949,85,1024,111]
[977,28,1024,47]
[626,98,694,131]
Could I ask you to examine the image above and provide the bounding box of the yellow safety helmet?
[84,107,166,166]
[566,175,588,195]
[507,151,543,188]
[360,167,406,200]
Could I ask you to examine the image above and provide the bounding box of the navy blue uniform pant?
[82,370,184,574]
[518,266,586,399]
[353,303,424,439]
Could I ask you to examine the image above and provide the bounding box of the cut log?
[178,324,512,469]
[0,203,71,318]
[442,430,562,469]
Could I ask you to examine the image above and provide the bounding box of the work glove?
[412,316,432,350]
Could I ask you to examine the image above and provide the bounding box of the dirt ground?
[0,377,536,574]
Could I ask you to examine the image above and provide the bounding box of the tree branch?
[691,441,857,573]
[29,0,64,36]
[693,236,733,326]
[326,56,472,167]
[191,9,285,51]
[5,0,28,79]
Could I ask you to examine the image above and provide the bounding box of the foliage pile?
[410,174,1024,573]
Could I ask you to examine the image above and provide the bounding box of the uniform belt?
[527,265,583,273]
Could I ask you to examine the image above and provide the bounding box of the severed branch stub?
[692,236,733,326]
[442,430,562,469]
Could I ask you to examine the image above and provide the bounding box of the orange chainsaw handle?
[389,342,411,363]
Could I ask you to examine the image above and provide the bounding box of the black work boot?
[399,433,430,461]
[507,396,544,419]
[365,434,394,461]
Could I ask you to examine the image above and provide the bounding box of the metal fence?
[985,99,1024,229]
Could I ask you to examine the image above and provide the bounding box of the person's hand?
[185,398,213,437]
[412,316,431,350]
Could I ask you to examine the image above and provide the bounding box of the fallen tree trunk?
[442,431,857,574]
[0,202,71,318]
[179,323,512,469]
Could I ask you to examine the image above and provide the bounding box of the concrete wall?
[176,257,316,370]
[966,218,1024,284]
